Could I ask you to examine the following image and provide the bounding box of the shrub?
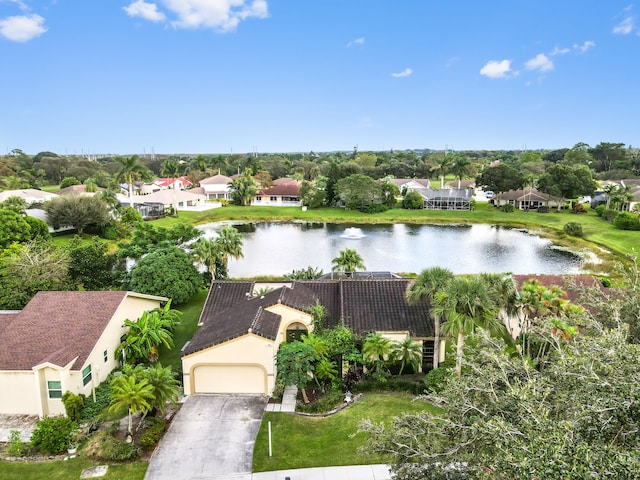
[270,382,285,401]
[30,416,76,454]
[7,430,24,457]
[537,206,549,213]
[297,389,345,414]
[62,392,85,421]
[60,176,80,188]
[101,435,142,461]
[501,203,515,213]
[572,203,587,214]
[563,222,584,237]
[360,203,388,214]
[595,204,606,217]
[424,363,454,393]
[139,418,167,450]
[80,379,112,421]
[613,212,640,231]
[354,375,427,395]
[402,191,424,210]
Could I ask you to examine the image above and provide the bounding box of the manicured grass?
[0,458,147,480]
[252,393,435,472]
[157,289,208,371]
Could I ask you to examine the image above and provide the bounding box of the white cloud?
[0,14,47,42]
[613,16,634,34]
[159,0,269,32]
[124,1,166,22]
[525,53,553,72]
[391,68,412,78]
[479,59,511,79]
[445,56,460,68]
[347,37,364,47]
[549,46,570,56]
[574,40,595,53]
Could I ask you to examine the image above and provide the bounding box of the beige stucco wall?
[0,293,164,417]
[182,303,313,396]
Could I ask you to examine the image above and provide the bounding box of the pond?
[198,222,584,278]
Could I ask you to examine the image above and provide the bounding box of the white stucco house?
[0,189,58,204]
[181,279,440,396]
[199,174,233,200]
[252,183,302,207]
[0,291,166,417]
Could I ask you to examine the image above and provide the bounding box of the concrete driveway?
[144,394,267,480]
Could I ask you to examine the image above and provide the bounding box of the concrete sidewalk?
[252,464,392,479]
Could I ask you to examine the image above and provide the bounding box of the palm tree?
[116,302,182,364]
[1,175,29,189]
[331,248,365,276]
[215,225,244,272]
[431,155,453,188]
[406,267,454,368]
[449,154,474,189]
[191,237,222,280]
[141,364,181,416]
[362,333,393,377]
[479,272,519,343]
[116,155,147,207]
[108,372,154,438]
[161,158,181,217]
[432,276,505,376]
[392,335,422,375]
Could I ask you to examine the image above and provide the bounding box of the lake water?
[198,222,583,278]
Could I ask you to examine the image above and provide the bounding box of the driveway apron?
[144,394,267,480]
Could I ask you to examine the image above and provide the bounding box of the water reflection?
[197,221,583,278]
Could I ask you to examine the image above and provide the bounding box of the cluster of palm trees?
[362,333,422,377]
[406,267,518,376]
[331,248,365,276]
[191,225,244,281]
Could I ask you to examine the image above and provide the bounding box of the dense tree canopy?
[43,195,111,234]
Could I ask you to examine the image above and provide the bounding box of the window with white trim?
[82,365,92,386]
[47,381,62,399]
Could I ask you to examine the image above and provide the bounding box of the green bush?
[563,222,584,237]
[595,204,606,217]
[537,205,549,213]
[360,203,388,214]
[402,191,424,210]
[7,430,24,457]
[424,362,454,393]
[139,418,167,450]
[613,212,640,230]
[62,392,85,421]
[30,416,76,454]
[354,375,426,395]
[100,433,142,461]
[297,389,345,414]
[80,379,112,421]
[501,203,515,213]
[60,176,80,188]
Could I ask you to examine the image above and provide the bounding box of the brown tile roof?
[184,279,434,356]
[257,184,301,196]
[200,174,232,185]
[272,178,299,186]
[55,185,105,195]
[0,291,165,371]
[501,189,551,202]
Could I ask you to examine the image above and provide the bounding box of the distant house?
[389,178,431,193]
[494,188,563,210]
[55,185,104,196]
[446,179,476,190]
[139,177,192,195]
[0,291,166,416]
[138,189,207,211]
[181,279,439,396]
[199,174,233,200]
[412,188,473,210]
[272,177,300,186]
[0,189,57,205]
[252,182,301,207]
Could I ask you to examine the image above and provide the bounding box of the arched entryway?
[286,322,308,342]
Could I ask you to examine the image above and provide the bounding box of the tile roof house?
[55,185,105,196]
[0,291,166,416]
[252,182,302,207]
[199,174,233,200]
[0,189,58,204]
[181,279,437,396]
[495,188,563,210]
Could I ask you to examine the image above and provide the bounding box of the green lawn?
[252,393,435,472]
[157,289,208,371]
[0,458,147,480]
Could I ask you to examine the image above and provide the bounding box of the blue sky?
[1,1,639,155]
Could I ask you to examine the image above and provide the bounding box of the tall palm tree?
[331,248,365,276]
[141,364,181,416]
[161,158,181,216]
[406,267,454,368]
[215,225,244,272]
[432,276,504,376]
[192,237,221,280]
[449,154,474,189]
[116,155,147,207]
[479,272,519,343]
[108,372,154,437]
[392,335,422,375]
[431,155,453,188]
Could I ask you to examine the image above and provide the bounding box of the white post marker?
[268,421,272,457]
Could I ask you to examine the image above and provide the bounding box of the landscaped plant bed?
[294,393,364,417]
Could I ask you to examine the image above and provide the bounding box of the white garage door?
[193,365,267,394]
